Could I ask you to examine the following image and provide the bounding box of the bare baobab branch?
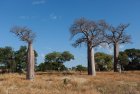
[10,26,35,43]
[106,24,131,72]
[70,18,108,76]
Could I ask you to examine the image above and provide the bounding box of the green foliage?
[15,46,38,73]
[61,51,74,62]
[119,48,140,70]
[0,46,15,72]
[45,52,62,63]
[45,51,74,63]
[124,48,140,64]
[45,62,67,71]
[37,51,74,71]
[76,65,87,71]
[95,52,113,71]
[37,63,46,71]
[14,46,28,73]
[118,51,129,66]
[0,46,38,73]
[37,62,67,71]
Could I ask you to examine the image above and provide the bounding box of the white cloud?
[49,14,57,20]
[32,0,46,5]
[19,16,38,20]
[19,16,30,19]
[49,13,61,20]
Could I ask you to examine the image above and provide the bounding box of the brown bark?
[114,42,119,72]
[26,43,35,80]
[87,44,96,76]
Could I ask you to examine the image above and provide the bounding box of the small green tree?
[76,65,87,71]
[0,46,15,72]
[37,63,46,71]
[118,49,140,70]
[45,51,74,63]
[44,51,74,71]
[124,48,140,64]
[95,52,113,71]
[14,46,27,73]
[118,51,129,68]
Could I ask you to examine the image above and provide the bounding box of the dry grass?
[0,71,139,94]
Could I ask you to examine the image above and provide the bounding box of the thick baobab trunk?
[26,43,35,80]
[114,42,119,72]
[87,44,96,76]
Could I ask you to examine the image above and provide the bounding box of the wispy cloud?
[32,0,46,5]
[49,13,61,20]
[19,16,30,19]
[19,13,62,22]
[19,16,38,20]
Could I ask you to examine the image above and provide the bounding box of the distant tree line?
[37,49,140,72]
[0,46,139,74]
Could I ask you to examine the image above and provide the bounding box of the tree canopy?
[118,48,140,70]
[0,46,38,73]
[70,18,108,75]
[70,18,107,48]
[38,51,74,71]
[95,52,113,71]
[45,51,74,63]
[75,65,87,71]
[10,26,36,43]
[105,24,131,72]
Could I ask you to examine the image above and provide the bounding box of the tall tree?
[70,18,107,76]
[106,24,131,72]
[10,26,36,80]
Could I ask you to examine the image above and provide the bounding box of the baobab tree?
[70,18,107,76]
[106,24,131,72]
[10,26,35,80]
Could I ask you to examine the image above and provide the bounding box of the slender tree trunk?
[87,44,96,76]
[26,43,35,80]
[114,42,119,72]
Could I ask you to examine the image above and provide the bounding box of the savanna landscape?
[0,0,140,94]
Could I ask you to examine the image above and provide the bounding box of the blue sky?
[0,0,140,67]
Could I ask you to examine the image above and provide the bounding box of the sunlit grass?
[0,71,139,94]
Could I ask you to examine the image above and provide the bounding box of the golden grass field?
[0,71,139,94]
